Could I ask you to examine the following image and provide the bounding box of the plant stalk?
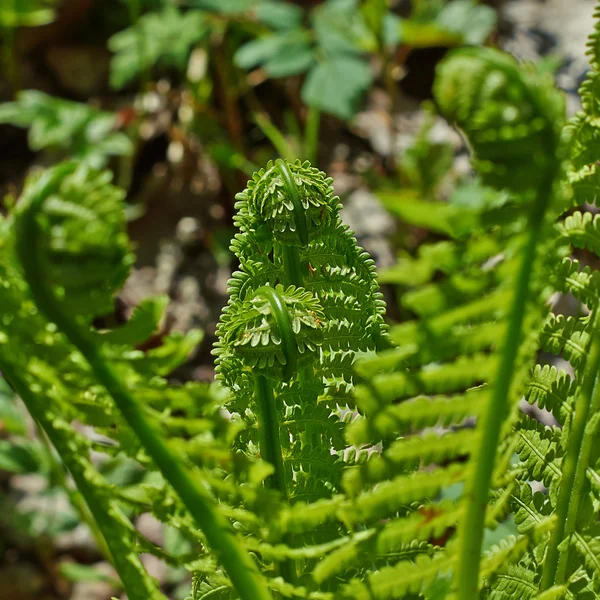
[454,171,555,599]
[253,286,297,583]
[282,245,304,287]
[14,166,271,600]
[254,374,287,496]
[276,159,308,246]
[304,107,320,166]
[253,373,296,584]
[36,421,112,562]
[0,366,162,600]
[542,310,600,588]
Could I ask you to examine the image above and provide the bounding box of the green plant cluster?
[4,1,600,600]
[0,0,498,166]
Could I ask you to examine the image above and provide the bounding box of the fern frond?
[524,364,574,426]
[338,552,455,600]
[558,211,600,256]
[515,421,562,487]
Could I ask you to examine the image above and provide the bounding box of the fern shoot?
[2,163,270,600]
[4,4,600,598]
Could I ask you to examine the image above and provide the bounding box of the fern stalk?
[541,309,600,589]
[35,421,113,562]
[455,171,556,599]
[254,371,297,584]
[14,165,271,600]
[0,366,165,600]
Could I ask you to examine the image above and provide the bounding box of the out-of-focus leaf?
[256,0,303,30]
[0,377,26,435]
[449,179,510,211]
[302,56,372,120]
[402,137,454,195]
[235,34,289,69]
[436,0,496,45]
[186,0,253,13]
[0,439,45,474]
[399,20,462,48]
[399,0,496,48]
[312,0,374,55]
[109,6,208,89]
[0,91,132,167]
[377,191,458,236]
[265,40,314,77]
[60,562,122,587]
[0,0,55,28]
[235,30,313,76]
[98,296,169,347]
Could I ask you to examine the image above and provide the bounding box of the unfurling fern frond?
[1,163,271,600]
[213,158,387,586]
[343,36,571,600]
[348,4,600,598]
[7,3,600,598]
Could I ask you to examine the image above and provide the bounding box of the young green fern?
[6,6,600,598]
[211,158,387,589]
[343,4,600,598]
[0,163,272,600]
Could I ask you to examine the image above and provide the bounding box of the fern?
[0,163,270,599]
[351,3,600,598]
[0,91,133,167]
[108,5,209,89]
[6,3,600,598]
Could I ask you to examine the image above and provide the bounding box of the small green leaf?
[436,0,496,45]
[60,562,122,587]
[109,7,208,89]
[399,19,462,48]
[187,0,253,13]
[256,0,303,30]
[0,91,132,167]
[302,57,372,120]
[264,40,314,77]
[98,296,170,347]
[235,31,310,72]
[0,0,55,28]
[312,0,374,55]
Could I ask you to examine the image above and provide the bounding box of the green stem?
[304,107,320,166]
[282,245,304,287]
[275,162,318,447]
[454,172,555,599]
[276,159,308,246]
[254,113,296,162]
[256,285,298,381]
[0,366,163,600]
[277,160,308,291]
[542,310,600,589]
[14,165,271,600]
[253,288,297,583]
[36,422,112,562]
[254,373,287,496]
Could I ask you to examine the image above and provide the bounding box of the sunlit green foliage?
[3,2,600,600]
